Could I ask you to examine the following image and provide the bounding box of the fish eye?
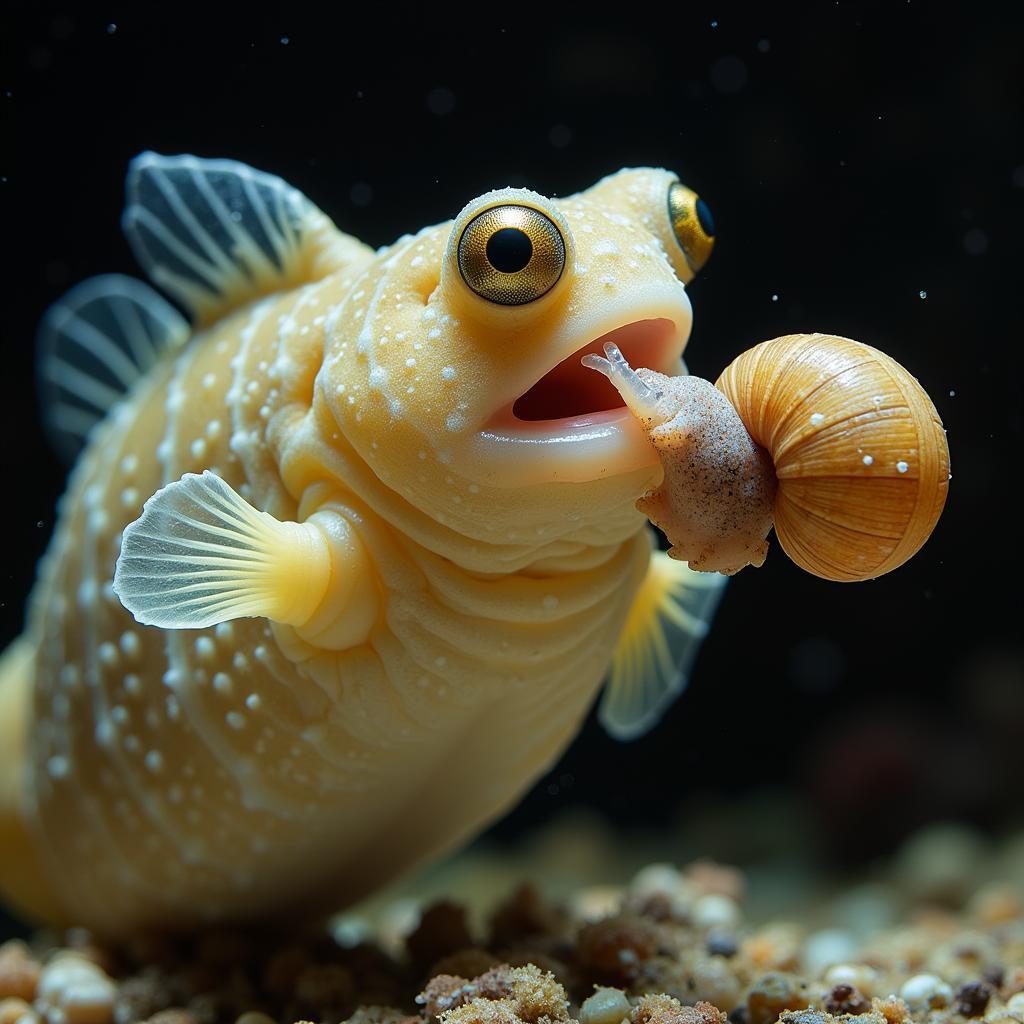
[667,181,715,276]
[457,204,566,306]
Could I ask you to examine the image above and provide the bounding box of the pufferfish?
[0,154,724,937]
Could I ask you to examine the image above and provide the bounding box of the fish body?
[0,155,724,935]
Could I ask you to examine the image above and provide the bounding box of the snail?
[583,332,950,581]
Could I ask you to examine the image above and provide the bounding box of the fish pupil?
[487,227,533,273]
[695,198,715,238]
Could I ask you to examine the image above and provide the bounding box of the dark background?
[2,4,1022,932]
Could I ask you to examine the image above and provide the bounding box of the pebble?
[580,987,632,1024]
[35,954,116,1024]
[899,973,954,1011]
[692,894,742,930]
[823,964,880,997]
[0,943,41,1002]
[0,998,38,1024]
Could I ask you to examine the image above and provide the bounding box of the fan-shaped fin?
[122,151,353,325]
[36,274,189,462]
[599,547,727,741]
[113,471,331,630]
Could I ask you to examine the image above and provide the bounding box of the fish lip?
[469,290,693,485]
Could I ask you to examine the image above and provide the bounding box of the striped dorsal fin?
[122,152,348,326]
[36,273,189,462]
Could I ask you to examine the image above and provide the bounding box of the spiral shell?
[716,333,950,582]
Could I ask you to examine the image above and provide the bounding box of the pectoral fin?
[599,545,727,741]
[113,471,331,629]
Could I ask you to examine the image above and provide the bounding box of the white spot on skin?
[98,642,118,666]
[47,755,69,779]
[441,365,456,381]
[213,672,232,694]
[810,412,825,426]
[863,454,874,465]
[191,438,208,460]
[369,366,388,387]
[542,595,559,610]
[897,460,909,473]
[226,711,246,730]
[120,454,138,475]
[445,412,466,432]
[144,751,164,773]
[119,631,141,658]
[245,693,261,711]
[195,636,216,660]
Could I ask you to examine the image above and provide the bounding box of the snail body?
[585,333,950,582]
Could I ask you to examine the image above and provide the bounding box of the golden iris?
[667,182,715,275]
[457,205,566,305]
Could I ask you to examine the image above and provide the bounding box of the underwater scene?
[2,5,1022,1024]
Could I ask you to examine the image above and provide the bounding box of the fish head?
[322,168,715,548]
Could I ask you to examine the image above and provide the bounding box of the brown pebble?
[956,982,992,1017]
[489,884,568,947]
[406,902,473,967]
[0,942,41,1002]
[746,973,810,1024]
[577,916,658,984]
[263,948,308,997]
[824,984,870,1015]
[428,949,501,983]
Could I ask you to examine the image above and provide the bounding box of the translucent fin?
[599,548,727,741]
[113,471,330,630]
[36,274,189,462]
[122,152,327,324]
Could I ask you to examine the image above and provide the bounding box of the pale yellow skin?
[1,167,700,936]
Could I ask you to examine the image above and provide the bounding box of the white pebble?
[580,987,632,1024]
[824,964,879,996]
[692,893,741,929]
[899,973,953,1010]
[36,953,117,1024]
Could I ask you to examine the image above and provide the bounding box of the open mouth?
[468,288,692,486]
[497,318,680,428]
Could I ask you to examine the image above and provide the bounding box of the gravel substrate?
[1,837,1021,1024]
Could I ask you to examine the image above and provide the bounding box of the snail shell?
[716,332,950,582]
